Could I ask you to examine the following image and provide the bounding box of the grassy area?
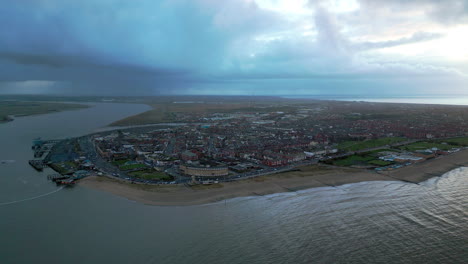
[119,163,147,171]
[50,161,78,174]
[367,149,396,154]
[110,102,295,126]
[399,141,455,151]
[112,160,149,171]
[128,170,172,180]
[329,152,394,167]
[438,137,468,146]
[337,137,406,152]
[111,159,132,166]
[333,155,375,166]
[0,101,88,121]
[368,160,392,166]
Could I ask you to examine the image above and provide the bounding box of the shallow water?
[0,103,467,264]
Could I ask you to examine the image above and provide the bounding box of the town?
[30,100,468,185]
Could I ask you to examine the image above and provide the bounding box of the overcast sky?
[0,0,467,96]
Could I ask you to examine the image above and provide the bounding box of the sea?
[0,100,467,264]
[283,95,468,106]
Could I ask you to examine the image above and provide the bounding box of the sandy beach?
[78,149,468,206]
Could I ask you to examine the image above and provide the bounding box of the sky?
[0,0,467,96]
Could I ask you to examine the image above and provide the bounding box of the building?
[180,165,228,177]
[180,164,228,182]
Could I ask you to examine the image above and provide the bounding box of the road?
[77,135,422,186]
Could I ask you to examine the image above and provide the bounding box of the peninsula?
[26,97,468,205]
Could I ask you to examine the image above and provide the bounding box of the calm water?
[283,95,468,106]
[0,103,467,264]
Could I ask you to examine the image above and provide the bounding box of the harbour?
[29,138,93,186]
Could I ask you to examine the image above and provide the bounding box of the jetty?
[47,171,91,186]
[47,174,75,186]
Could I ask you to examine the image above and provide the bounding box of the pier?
[47,174,76,186]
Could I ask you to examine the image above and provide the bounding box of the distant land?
[0,100,89,123]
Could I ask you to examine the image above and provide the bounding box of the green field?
[333,156,393,167]
[333,155,374,166]
[112,159,132,166]
[331,152,393,167]
[119,163,147,171]
[438,137,468,146]
[50,161,78,174]
[399,142,455,152]
[368,160,392,166]
[367,149,395,154]
[129,170,172,180]
[0,101,88,121]
[110,102,295,126]
[111,159,149,171]
[337,137,406,152]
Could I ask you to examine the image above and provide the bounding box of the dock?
[30,137,91,187]
[29,138,63,171]
[47,174,76,186]
[47,172,92,186]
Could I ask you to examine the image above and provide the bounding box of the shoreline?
[78,149,468,206]
[0,101,90,125]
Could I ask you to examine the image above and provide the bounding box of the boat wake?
[0,187,64,206]
[0,160,16,165]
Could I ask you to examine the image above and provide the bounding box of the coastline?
[0,101,90,125]
[78,149,468,206]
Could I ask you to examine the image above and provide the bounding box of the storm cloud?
[0,0,467,95]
